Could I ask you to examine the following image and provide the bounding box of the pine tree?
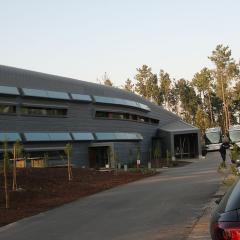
[123,78,134,92]
[159,70,171,109]
[135,65,153,99]
[208,45,239,134]
[192,67,214,126]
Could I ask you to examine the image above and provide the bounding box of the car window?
[218,179,240,213]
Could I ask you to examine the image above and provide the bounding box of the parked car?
[210,179,240,239]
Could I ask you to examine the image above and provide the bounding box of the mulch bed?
[0,168,156,227]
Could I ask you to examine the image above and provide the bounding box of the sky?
[0,0,239,86]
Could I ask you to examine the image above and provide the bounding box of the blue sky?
[0,0,239,86]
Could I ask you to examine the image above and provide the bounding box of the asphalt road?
[0,152,222,240]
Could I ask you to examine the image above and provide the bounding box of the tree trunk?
[220,73,228,134]
[4,158,9,209]
[68,153,72,181]
[207,90,214,126]
[12,146,17,191]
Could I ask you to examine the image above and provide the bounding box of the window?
[96,111,109,118]
[47,90,69,100]
[95,132,143,141]
[20,106,67,117]
[0,133,21,142]
[93,96,150,111]
[22,88,70,100]
[72,132,94,141]
[24,132,72,142]
[0,104,16,114]
[111,112,124,119]
[71,94,92,102]
[95,111,159,124]
[131,115,138,121]
[139,116,149,123]
[49,133,72,141]
[151,118,159,124]
[0,85,19,95]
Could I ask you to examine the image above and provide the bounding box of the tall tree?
[159,70,171,109]
[147,74,160,103]
[168,84,180,114]
[102,72,113,86]
[175,79,199,124]
[123,78,134,92]
[208,44,239,134]
[195,107,210,134]
[192,67,214,126]
[135,65,153,99]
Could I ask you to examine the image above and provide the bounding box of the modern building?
[0,65,201,168]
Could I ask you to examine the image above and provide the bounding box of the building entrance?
[88,146,110,169]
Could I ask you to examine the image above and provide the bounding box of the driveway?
[0,152,222,240]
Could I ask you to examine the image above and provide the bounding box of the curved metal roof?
[0,64,182,126]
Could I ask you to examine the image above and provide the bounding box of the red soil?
[0,168,155,227]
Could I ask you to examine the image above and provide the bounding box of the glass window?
[72,132,94,141]
[20,106,67,117]
[150,118,159,124]
[0,105,16,114]
[95,133,116,140]
[49,133,72,141]
[229,130,240,143]
[95,111,109,118]
[95,132,143,141]
[24,133,50,141]
[22,88,70,100]
[24,132,72,141]
[0,133,21,142]
[205,132,221,144]
[131,115,138,121]
[71,94,92,102]
[111,112,124,119]
[22,88,48,98]
[47,90,70,100]
[93,96,150,111]
[0,86,19,95]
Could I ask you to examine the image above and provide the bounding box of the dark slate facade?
[0,65,201,168]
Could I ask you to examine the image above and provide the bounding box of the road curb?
[186,179,229,240]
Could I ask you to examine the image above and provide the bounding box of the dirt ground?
[0,168,155,227]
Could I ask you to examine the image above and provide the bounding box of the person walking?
[219,139,229,167]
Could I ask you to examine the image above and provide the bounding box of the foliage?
[123,78,134,92]
[230,144,239,162]
[126,44,240,134]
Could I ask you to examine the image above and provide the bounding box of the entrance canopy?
[156,120,201,160]
[159,120,199,134]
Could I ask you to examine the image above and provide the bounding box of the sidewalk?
[187,181,228,239]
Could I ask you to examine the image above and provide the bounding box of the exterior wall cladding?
[0,65,201,167]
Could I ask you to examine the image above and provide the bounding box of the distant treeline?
[100,45,240,136]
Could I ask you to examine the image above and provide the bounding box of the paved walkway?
[0,152,222,240]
